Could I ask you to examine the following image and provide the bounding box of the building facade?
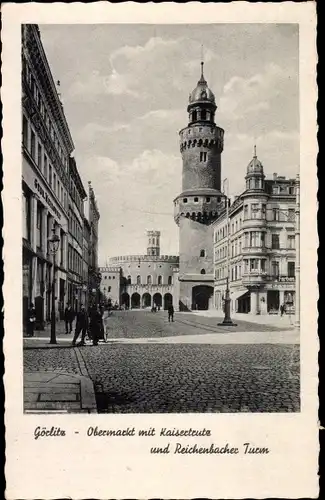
[82,216,91,310]
[174,62,226,311]
[107,231,179,309]
[67,157,87,312]
[213,153,297,316]
[99,267,121,307]
[87,181,101,306]
[22,24,74,328]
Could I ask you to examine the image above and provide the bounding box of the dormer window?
[183,198,188,203]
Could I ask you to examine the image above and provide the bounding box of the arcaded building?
[173,62,226,311]
[104,231,179,309]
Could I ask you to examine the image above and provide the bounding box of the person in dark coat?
[72,305,88,346]
[89,305,103,346]
[64,303,74,334]
[168,304,174,322]
[26,303,36,337]
[280,303,286,316]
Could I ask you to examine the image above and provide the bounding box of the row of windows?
[103,275,116,280]
[124,275,173,286]
[243,204,295,222]
[215,233,296,261]
[22,115,68,211]
[70,177,83,217]
[22,56,69,172]
[183,196,220,204]
[68,210,83,247]
[215,260,296,281]
[68,244,83,277]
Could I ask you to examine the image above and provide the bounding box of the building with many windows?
[67,156,87,312]
[213,152,297,316]
[86,181,101,307]
[22,24,74,328]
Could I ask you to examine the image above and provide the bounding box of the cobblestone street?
[24,311,300,413]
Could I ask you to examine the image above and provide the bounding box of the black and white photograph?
[22,24,300,413]
[21,22,302,414]
[3,3,318,499]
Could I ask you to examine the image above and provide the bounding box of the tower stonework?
[174,62,226,311]
[147,230,161,256]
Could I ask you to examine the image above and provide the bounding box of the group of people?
[25,302,106,346]
[66,303,106,347]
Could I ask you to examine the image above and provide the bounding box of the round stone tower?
[174,62,226,311]
[147,230,160,256]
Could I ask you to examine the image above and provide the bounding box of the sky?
[38,23,299,264]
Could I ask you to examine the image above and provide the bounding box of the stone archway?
[131,292,140,309]
[142,293,151,308]
[192,285,214,310]
[121,292,130,309]
[153,293,162,308]
[164,293,173,310]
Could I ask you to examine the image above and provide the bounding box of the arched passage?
[142,293,151,308]
[153,293,162,308]
[131,293,140,309]
[164,293,173,310]
[192,285,214,310]
[121,292,130,309]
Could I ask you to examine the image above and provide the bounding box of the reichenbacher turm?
[174,62,226,311]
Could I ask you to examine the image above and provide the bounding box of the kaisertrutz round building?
[174,62,226,311]
[104,231,179,309]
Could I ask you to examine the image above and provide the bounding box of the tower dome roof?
[188,62,216,105]
[246,146,264,175]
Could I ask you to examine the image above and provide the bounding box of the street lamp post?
[218,178,237,327]
[48,224,60,344]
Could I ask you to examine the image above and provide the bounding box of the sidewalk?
[24,371,97,413]
[190,310,295,329]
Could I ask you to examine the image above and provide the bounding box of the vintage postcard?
[3,2,318,499]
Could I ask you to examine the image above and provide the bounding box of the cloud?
[79,150,182,262]
[219,63,296,122]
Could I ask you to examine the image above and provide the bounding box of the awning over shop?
[230,290,250,302]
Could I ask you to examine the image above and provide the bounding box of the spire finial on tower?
[200,44,204,79]
[254,144,257,157]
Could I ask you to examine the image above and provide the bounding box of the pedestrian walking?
[72,305,88,346]
[168,304,174,322]
[89,305,103,346]
[26,303,36,337]
[280,303,286,317]
[64,303,74,334]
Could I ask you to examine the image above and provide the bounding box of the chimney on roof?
[273,173,278,180]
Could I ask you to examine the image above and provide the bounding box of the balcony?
[242,218,267,229]
[242,246,268,256]
[242,273,295,287]
[242,271,268,287]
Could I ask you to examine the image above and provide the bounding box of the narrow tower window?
[192,110,197,122]
[201,109,206,120]
[194,197,199,203]
[200,249,205,257]
[200,269,206,275]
